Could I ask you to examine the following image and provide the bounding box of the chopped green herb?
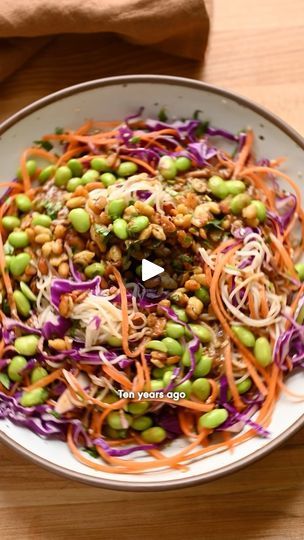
[0,373,10,390]
[158,108,168,122]
[205,219,224,231]
[49,410,61,419]
[193,109,202,120]
[95,224,110,242]
[195,120,209,138]
[44,200,63,219]
[130,136,140,144]
[4,242,14,255]
[55,127,64,135]
[83,447,99,459]
[34,140,53,151]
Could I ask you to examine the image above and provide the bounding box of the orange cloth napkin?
[0,0,210,82]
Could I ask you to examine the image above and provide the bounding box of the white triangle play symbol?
[142,259,164,281]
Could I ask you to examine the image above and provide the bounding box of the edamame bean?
[104,426,127,439]
[91,157,111,172]
[230,193,251,215]
[9,253,30,277]
[1,216,21,231]
[198,409,228,429]
[14,335,39,356]
[38,165,55,183]
[194,355,212,377]
[237,378,252,394]
[20,282,37,302]
[69,208,90,233]
[127,215,149,235]
[146,340,168,353]
[84,262,105,278]
[152,367,165,379]
[107,336,122,347]
[8,356,27,382]
[67,159,83,177]
[13,290,31,317]
[131,416,153,431]
[101,172,116,187]
[141,427,167,443]
[194,287,210,304]
[171,306,188,322]
[189,324,212,343]
[8,231,29,248]
[117,161,138,177]
[5,255,12,268]
[31,366,48,384]
[251,200,266,222]
[19,388,48,407]
[15,194,32,212]
[226,180,246,195]
[295,263,304,282]
[82,169,100,185]
[107,411,132,430]
[67,177,84,192]
[163,370,174,386]
[17,160,37,180]
[161,337,183,356]
[101,393,118,404]
[113,218,128,240]
[145,379,164,392]
[192,378,211,401]
[175,380,192,398]
[232,325,256,348]
[107,199,126,220]
[208,176,229,199]
[158,156,177,180]
[165,321,185,339]
[254,337,272,367]
[32,214,52,227]
[175,156,192,172]
[55,166,72,187]
[127,402,150,415]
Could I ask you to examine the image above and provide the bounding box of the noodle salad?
[0,110,303,474]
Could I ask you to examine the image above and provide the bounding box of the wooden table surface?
[0,1,304,538]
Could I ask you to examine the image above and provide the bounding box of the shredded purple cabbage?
[50,276,101,308]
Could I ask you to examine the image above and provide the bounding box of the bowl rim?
[0,74,303,491]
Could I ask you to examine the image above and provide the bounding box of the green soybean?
[194,286,210,304]
[31,366,48,384]
[198,409,228,429]
[128,216,149,235]
[127,402,150,415]
[5,255,12,269]
[1,216,21,231]
[226,179,246,195]
[192,378,211,401]
[189,324,212,343]
[55,166,72,187]
[165,321,185,339]
[230,193,251,215]
[107,336,122,347]
[208,176,229,199]
[101,172,117,187]
[194,355,213,377]
[13,290,31,317]
[113,218,128,240]
[101,393,118,404]
[158,156,177,180]
[38,165,55,183]
[232,325,256,348]
[107,411,132,430]
[15,194,32,212]
[69,208,91,233]
[171,306,188,322]
[67,177,84,192]
[161,337,183,356]
[175,380,192,398]
[67,159,83,177]
[9,253,30,276]
[237,378,252,394]
[175,156,192,172]
[82,169,100,185]
[8,231,29,249]
[152,367,166,379]
[131,416,153,431]
[117,161,138,177]
[146,340,168,353]
[141,427,167,443]
[8,356,27,382]
[104,426,127,439]
[163,370,174,386]
[251,200,267,222]
[84,262,105,278]
[295,263,304,282]
[17,160,37,179]
[146,380,164,392]
[32,214,52,227]
[254,337,272,367]
[91,157,111,172]
[14,335,39,356]
[20,282,37,302]
[107,199,126,220]
[181,348,201,367]
[19,388,48,407]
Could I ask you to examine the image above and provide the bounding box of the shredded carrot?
[224,342,244,410]
[25,369,62,392]
[234,129,253,177]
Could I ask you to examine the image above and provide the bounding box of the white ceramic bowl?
[0,75,303,490]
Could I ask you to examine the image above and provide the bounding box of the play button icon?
[142,259,164,282]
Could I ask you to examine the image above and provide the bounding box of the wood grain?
[0,1,303,538]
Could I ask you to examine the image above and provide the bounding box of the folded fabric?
[0,0,210,82]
